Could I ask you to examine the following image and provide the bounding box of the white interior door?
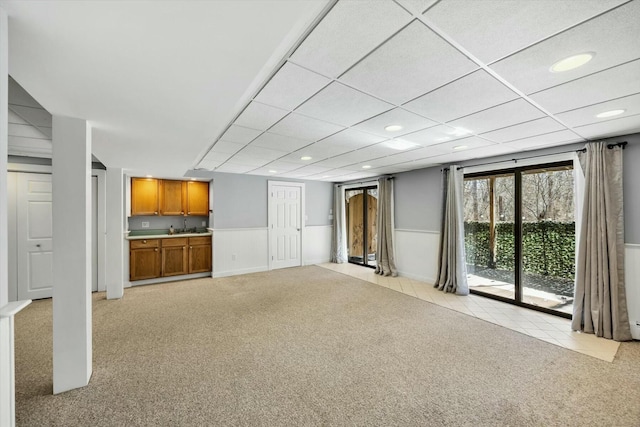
[17,173,54,300]
[270,184,302,270]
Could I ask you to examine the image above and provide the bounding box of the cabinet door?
[160,180,186,216]
[131,178,159,216]
[162,245,188,276]
[186,181,209,216]
[189,244,212,273]
[130,247,161,281]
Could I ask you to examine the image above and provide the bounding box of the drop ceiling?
[2,0,640,182]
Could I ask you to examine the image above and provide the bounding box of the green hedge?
[464,221,575,279]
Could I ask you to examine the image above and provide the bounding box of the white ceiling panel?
[199,150,233,165]
[289,165,334,177]
[254,62,331,110]
[311,151,371,169]
[555,93,640,128]
[503,129,584,151]
[8,109,29,125]
[214,163,258,174]
[447,99,546,134]
[268,112,345,141]
[295,82,394,127]
[219,125,262,144]
[340,20,478,105]
[491,1,640,95]
[276,151,331,165]
[258,160,302,173]
[480,117,567,143]
[529,60,640,114]
[395,0,438,15]
[246,168,283,177]
[293,141,354,158]
[425,0,626,63]
[223,155,270,167]
[8,105,52,128]
[234,102,290,131]
[430,136,497,154]
[210,140,246,154]
[250,132,312,152]
[289,0,412,78]
[235,145,287,161]
[572,113,640,139]
[352,108,437,137]
[403,70,519,122]
[8,123,50,139]
[320,128,386,149]
[400,124,472,146]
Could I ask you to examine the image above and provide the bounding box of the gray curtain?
[330,184,347,263]
[375,177,397,276]
[435,166,469,295]
[572,142,631,341]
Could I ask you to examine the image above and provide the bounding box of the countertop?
[126,229,213,240]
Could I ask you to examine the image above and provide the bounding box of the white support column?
[106,167,124,299]
[52,116,92,394]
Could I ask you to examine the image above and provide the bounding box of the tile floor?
[318,262,620,362]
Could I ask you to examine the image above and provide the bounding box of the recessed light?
[384,124,403,132]
[596,109,625,118]
[550,52,594,73]
[453,145,468,150]
[362,165,372,169]
[145,175,153,178]
[300,156,312,161]
[268,170,278,173]
[385,139,418,150]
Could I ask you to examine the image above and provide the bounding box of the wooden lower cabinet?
[161,238,188,276]
[130,239,161,281]
[130,236,211,281]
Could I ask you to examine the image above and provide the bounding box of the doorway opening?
[346,186,378,268]
[463,161,575,317]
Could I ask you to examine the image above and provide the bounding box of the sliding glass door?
[346,187,378,268]
[464,162,575,317]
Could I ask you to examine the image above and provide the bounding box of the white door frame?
[267,180,305,271]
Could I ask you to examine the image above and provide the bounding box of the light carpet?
[14,266,640,426]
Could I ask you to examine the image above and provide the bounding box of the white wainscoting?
[304,225,332,266]
[394,229,440,284]
[625,243,640,340]
[213,228,269,278]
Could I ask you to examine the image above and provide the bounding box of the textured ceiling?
[198,0,640,182]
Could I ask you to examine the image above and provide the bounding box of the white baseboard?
[304,258,331,266]
[214,266,269,278]
[397,270,436,285]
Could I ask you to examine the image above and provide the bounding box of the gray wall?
[393,132,640,244]
[394,167,442,231]
[210,172,333,229]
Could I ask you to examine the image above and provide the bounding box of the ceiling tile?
[425,0,625,63]
[224,155,269,167]
[403,70,519,122]
[246,168,282,177]
[352,108,437,137]
[572,113,640,139]
[198,150,233,167]
[235,145,287,161]
[8,109,29,125]
[276,151,329,165]
[394,0,438,15]
[209,140,245,154]
[289,0,412,78]
[320,128,386,149]
[447,99,546,134]
[214,163,257,174]
[555,93,640,128]
[258,160,301,173]
[234,102,289,131]
[289,165,334,177]
[8,105,52,128]
[503,129,584,151]
[340,20,478,104]
[295,82,394,126]
[490,1,640,95]
[400,124,472,146]
[480,117,567,143]
[529,60,640,114]
[293,141,354,159]
[8,123,50,140]
[219,125,262,144]
[268,112,345,141]
[250,132,311,152]
[430,136,497,153]
[254,62,331,110]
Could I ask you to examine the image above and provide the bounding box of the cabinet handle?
[187,212,191,215]
[154,212,158,215]
[181,211,184,215]
[190,246,193,249]
[143,240,147,244]
[154,248,158,252]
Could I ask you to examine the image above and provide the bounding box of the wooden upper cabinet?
[131,178,159,216]
[159,180,186,216]
[187,181,209,216]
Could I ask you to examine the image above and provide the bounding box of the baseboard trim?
[128,272,212,287]
[397,270,436,285]
[214,266,269,278]
[304,258,331,266]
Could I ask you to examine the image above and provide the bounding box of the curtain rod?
[336,175,394,187]
[446,141,628,171]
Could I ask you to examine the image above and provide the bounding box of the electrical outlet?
[231,254,236,261]
[202,221,206,226]
[141,222,149,228]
